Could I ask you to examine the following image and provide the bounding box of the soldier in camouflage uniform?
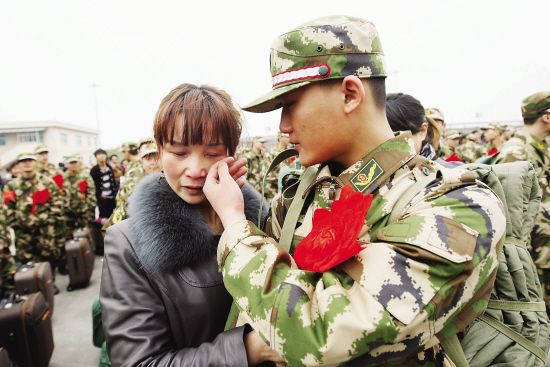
[425,108,445,152]
[455,133,478,163]
[438,130,460,160]
[204,15,506,366]
[3,153,66,274]
[0,199,15,298]
[480,122,505,156]
[121,142,141,173]
[34,145,61,177]
[243,136,270,194]
[62,154,96,235]
[494,91,550,310]
[265,132,292,201]
[111,143,160,225]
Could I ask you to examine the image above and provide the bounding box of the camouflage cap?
[34,145,49,154]
[65,154,79,164]
[253,136,266,142]
[18,153,37,161]
[121,142,138,152]
[243,15,387,113]
[446,130,461,139]
[425,108,445,122]
[521,91,550,119]
[467,133,476,141]
[480,122,505,133]
[140,143,158,158]
[139,137,154,149]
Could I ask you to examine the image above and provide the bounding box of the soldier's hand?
[204,160,246,229]
[244,329,284,366]
[221,156,248,185]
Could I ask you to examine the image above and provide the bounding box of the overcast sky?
[1,0,548,149]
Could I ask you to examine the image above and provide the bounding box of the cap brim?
[35,149,48,154]
[242,81,312,113]
[66,159,79,163]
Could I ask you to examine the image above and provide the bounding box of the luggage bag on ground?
[72,227,94,253]
[0,293,54,367]
[65,238,94,291]
[13,262,55,313]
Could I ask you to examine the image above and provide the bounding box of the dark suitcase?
[65,238,94,291]
[0,347,13,367]
[72,227,94,252]
[90,221,104,255]
[0,293,54,367]
[13,262,55,313]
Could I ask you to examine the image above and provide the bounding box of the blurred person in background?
[109,154,124,187]
[90,149,118,220]
[62,154,96,236]
[3,153,66,275]
[243,136,269,194]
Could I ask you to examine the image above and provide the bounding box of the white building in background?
[0,121,100,171]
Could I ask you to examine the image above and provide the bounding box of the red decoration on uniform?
[79,180,88,200]
[3,190,15,206]
[31,189,50,215]
[293,184,372,273]
[487,148,498,156]
[52,174,64,189]
[445,153,463,162]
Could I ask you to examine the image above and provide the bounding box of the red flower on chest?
[445,152,463,162]
[31,189,50,215]
[3,190,16,206]
[293,184,373,273]
[78,180,88,200]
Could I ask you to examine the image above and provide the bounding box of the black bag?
[0,293,54,367]
[65,238,94,291]
[90,221,104,255]
[13,262,55,313]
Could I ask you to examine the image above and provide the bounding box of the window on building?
[87,136,91,146]
[18,131,44,143]
[0,134,6,146]
[76,135,82,146]
[60,133,67,145]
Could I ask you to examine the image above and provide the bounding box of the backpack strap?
[258,148,299,226]
[441,335,470,367]
[478,313,548,363]
[278,166,318,252]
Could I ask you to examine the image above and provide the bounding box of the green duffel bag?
[455,162,550,366]
[99,341,111,367]
[92,298,105,348]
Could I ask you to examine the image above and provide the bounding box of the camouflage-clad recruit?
[62,154,96,235]
[212,15,506,366]
[266,133,292,200]
[0,199,15,298]
[494,91,550,309]
[3,153,66,272]
[243,136,270,194]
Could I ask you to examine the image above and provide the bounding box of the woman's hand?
[203,158,247,229]
[244,330,284,366]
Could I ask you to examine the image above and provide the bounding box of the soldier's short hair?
[154,83,242,156]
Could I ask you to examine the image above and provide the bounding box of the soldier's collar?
[311,131,417,196]
[529,133,547,151]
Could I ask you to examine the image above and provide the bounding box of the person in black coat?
[90,149,118,219]
[100,83,283,366]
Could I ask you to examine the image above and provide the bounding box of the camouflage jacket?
[218,132,506,366]
[437,144,454,160]
[0,200,14,298]
[266,146,293,200]
[243,149,270,194]
[455,140,478,163]
[112,170,146,225]
[36,163,61,177]
[62,171,96,224]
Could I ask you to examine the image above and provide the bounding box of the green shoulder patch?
[350,158,385,193]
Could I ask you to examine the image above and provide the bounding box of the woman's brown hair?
[154,84,242,156]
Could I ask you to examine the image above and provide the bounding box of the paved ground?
[49,255,103,367]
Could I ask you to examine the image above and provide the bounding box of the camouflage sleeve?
[44,180,66,247]
[494,142,526,164]
[217,180,506,366]
[3,183,16,228]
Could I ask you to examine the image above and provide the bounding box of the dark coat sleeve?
[89,166,102,200]
[100,223,249,367]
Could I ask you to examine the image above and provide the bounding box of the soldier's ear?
[542,114,550,124]
[341,76,364,115]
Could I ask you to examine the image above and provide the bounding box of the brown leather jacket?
[100,174,267,366]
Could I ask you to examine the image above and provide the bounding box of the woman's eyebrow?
[205,143,224,147]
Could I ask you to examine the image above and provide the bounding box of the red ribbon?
[445,152,463,162]
[488,148,498,156]
[294,184,373,273]
[3,190,15,206]
[31,189,50,215]
[52,174,64,189]
[79,179,88,200]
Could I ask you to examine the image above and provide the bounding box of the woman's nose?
[185,157,207,178]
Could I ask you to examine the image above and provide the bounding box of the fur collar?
[128,173,267,273]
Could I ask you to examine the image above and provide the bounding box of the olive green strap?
[279,166,318,252]
[388,173,436,224]
[479,313,547,363]
[505,236,528,249]
[487,299,546,312]
[258,148,299,226]
[441,335,470,367]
